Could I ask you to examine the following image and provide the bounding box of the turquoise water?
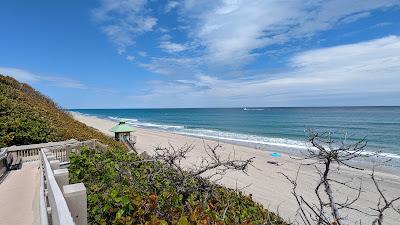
[70,107,400,164]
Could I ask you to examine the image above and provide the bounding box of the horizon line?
[68,105,400,110]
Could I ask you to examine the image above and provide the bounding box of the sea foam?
[107,115,400,161]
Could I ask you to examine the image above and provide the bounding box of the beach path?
[0,162,39,225]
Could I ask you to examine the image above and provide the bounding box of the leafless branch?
[280,130,400,225]
[371,167,400,225]
[152,142,255,203]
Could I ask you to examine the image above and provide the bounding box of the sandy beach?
[72,112,400,224]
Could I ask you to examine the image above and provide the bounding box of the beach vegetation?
[69,146,287,225]
[0,75,122,148]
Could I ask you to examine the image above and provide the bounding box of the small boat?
[243,107,264,111]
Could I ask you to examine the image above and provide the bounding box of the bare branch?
[371,167,400,225]
[280,130,400,225]
[152,142,255,204]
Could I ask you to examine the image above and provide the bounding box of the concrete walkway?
[0,162,40,225]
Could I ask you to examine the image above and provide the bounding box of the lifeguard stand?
[109,121,135,143]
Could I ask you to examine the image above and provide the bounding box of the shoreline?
[71,112,400,224]
[71,111,400,174]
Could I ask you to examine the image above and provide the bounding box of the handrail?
[0,149,7,161]
[1,139,79,162]
[47,139,108,163]
[130,135,137,144]
[1,139,106,163]
[39,164,49,225]
[122,138,137,154]
[41,149,75,225]
[0,149,8,182]
[1,139,78,152]
[2,140,98,224]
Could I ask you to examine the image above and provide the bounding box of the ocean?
[70,107,400,168]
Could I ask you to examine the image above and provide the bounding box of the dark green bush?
[69,147,287,225]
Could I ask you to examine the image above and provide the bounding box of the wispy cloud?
[339,12,371,24]
[137,51,148,57]
[179,0,399,66]
[0,67,87,89]
[139,56,201,75]
[165,1,180,13]
[159,41,190,53]
[131,36,400,107]
[89,0,400,107]
[92,0,157,54]
[0,67,40,82]
[93,0,399,69]
[126,55,135,61]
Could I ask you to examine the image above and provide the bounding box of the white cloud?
[137,51,148,57]
[92,0,399,73]
[293,35,400,66]
[126,55,135,61]
[179,0,400,66]
[0,67,87,89]
[0,67,40,82]
[158,27,169,33]
[159,41,189,53]
[165,1,180,13]
[93,0,157,54]
[339,12,371,24]
[87,1,400,107]
[131,36,400,107]
[159,34,172,41]
[43,76,87,89]
[140,56,200,75]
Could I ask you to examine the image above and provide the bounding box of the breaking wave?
[106,116,400,160]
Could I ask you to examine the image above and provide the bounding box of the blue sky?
[1,0,400,108]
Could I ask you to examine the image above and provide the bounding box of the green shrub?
[0,75,122,148]
[69,147,287,225]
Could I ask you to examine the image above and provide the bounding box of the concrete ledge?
[49,160,60,170]
[54,169,69,191]
[63,183,87,225]
[46,155,55,161]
